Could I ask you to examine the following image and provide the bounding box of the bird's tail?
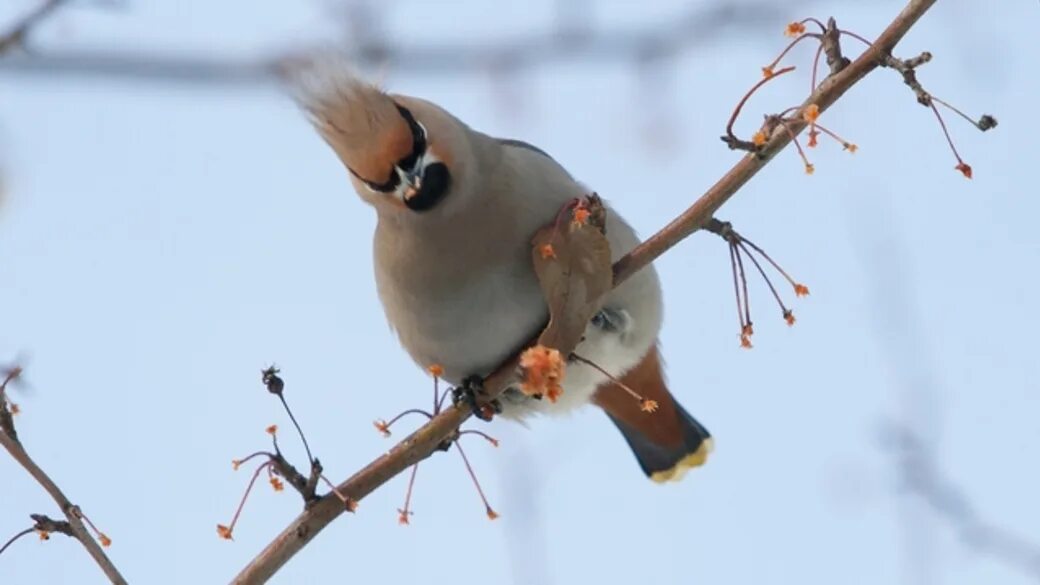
[592,345,713,483]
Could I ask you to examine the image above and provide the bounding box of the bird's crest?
[287,54,412,182]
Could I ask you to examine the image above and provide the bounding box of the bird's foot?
[451,375,501,422]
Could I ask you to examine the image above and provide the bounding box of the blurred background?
[1,0,1036,583]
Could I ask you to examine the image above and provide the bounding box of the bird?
[292,62,712,482]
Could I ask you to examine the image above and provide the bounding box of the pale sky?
[2,1,1037,584]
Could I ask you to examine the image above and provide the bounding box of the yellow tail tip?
[649,437,714,484]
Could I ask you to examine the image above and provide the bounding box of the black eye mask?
[347,104,427,193]
[394,104,427,172]
[347,104,451,212]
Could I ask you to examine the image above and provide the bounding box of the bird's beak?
[398,166,423,201]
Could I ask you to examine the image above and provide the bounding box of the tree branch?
[232,1,938,582]
[0,367,128,584]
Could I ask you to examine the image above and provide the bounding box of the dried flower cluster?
[725,18,994,179]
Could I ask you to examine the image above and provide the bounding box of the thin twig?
[232,2,940,582]
[734,238,753,328]
[0,429,127,583]
[932,96,998,131]
[736,240,790,317]
[0,527,34,557]
[570,353,646,403]
[262,367,316,467]
[821,17,851,75]
[928,101,967,169]
[728,238,746,333]
[397,463,419,524]
[882,51,934,105]
[457,429,500,447]
[275,394,314,466]
[722,65,796,149]
[454,442,497,520]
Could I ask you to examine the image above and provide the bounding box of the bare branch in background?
[881,421,1040,581]
[0,0,71,56]
[0,1,810,84]
[848,204,943,585]
[848,202,1040,584]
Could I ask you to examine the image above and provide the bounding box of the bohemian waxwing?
[294,63,712,482]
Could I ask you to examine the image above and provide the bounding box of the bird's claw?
[451,375,501,421]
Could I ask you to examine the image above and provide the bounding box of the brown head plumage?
[288,54,486,217]
[290,58,414,186]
